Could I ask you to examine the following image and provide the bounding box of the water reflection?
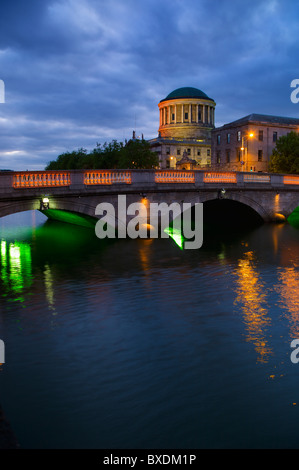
[44,264,56,314]
[0,239,33,303]
[276,267,299,338]
[234,251,272,363]
[2,210,299,448]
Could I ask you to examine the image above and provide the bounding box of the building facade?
[149,87,216,169]
[211,114,299,172]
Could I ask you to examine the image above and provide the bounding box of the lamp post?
[241,132,254,172]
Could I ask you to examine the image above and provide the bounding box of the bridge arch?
[198,191,270,221]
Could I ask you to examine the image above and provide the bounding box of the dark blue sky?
[0,0,299,170]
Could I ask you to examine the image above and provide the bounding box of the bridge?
[0,169,298,227]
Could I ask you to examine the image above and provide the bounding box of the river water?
[1,210,299,449]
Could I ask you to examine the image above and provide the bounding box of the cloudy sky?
[0,0,299,170]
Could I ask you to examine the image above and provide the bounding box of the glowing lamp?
[40,197,50,210]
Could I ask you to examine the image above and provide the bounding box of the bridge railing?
[203,172,237,183]
[2,169,299,191]
[155,171,195,183]
[283,175,299,185]
[12,171,71,188]
[84,171,131,185]
[243,174,271,183]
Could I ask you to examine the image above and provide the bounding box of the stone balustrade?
[0,169,298,193]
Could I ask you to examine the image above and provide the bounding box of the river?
[0,210,299,449]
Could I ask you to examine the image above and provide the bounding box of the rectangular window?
[259,130,263,141]
[226,150,230,163]
[166,147,170,155]
[205,106,209,123]
[258,150,263,161]
[185,112,188,120]
[273,131,277,142]
[198,107,202,121]
[216,152,221,164]
[177,149,181,156]
[217,135,221,145]
[207,149,211,156]
[197,150,201,156]
[227,133,231,144]
[237,131,241,142]
[236,148,241,162]
[172,113,175,121]
[187,148,191,155]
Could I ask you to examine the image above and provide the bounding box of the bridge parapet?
[12,171,71,189]
[0,169,299,223]
[0,169,298,194]
[84,171,131,185]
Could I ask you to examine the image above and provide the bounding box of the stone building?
[211,114,299,172]
[148,87,216,169]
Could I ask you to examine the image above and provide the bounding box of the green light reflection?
[288,206,299,229]
[164,227,184,250]
[0,239,32,302]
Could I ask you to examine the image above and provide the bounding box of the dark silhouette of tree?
[45,139,158,170]
[269,131,299,174]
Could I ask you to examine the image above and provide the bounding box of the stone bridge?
[0,169,298,226]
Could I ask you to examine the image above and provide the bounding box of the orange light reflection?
[276,267,299,338]
[234,251,272,363]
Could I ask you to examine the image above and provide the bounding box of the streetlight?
[241,132,254,172]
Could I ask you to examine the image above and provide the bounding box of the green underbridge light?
[288,206,299,229]
[40,209,97,229]
[164,227,184,250]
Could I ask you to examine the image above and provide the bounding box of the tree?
[269,131,299,174]
[46,148,88,170]
[118,139,159,169]
[45,139,158,170]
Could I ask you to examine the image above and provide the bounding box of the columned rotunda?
[149,87,216,169]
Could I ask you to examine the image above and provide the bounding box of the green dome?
[160,87,214,103]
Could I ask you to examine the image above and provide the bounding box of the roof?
[219,113,299,128]
[160,87,214,103]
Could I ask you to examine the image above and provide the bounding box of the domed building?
[149,87,216,169]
